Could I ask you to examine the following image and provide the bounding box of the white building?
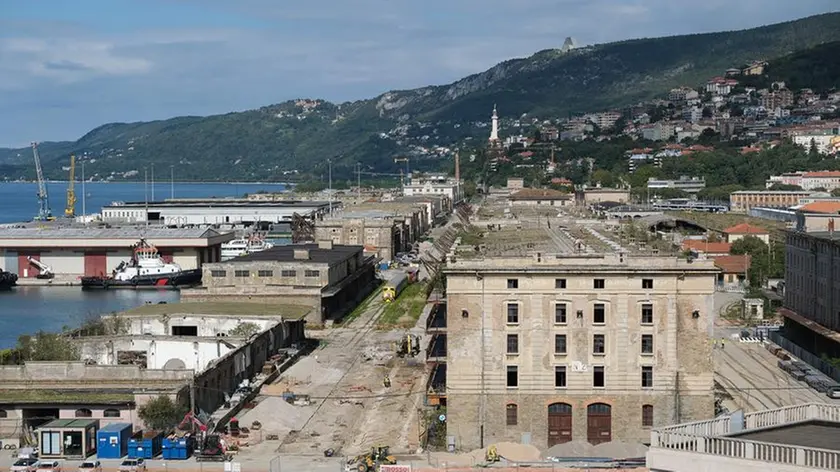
[792,134,840,155]
[647,176,706,193]
[101,199,332,225]
[403,173,463,203]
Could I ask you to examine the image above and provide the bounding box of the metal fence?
[769,331,840,382]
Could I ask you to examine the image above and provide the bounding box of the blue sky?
[0,0,838,147]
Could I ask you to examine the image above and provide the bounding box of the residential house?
[714,254,750,287]
[724,223,770,245]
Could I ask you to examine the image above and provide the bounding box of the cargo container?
[162,437,193,460]
[128,431,163,459]
[96,423,132,459]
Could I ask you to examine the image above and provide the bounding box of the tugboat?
[80,239,202,289]
[0,269,18,290]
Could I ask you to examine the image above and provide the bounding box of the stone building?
[443,253,718,450]
[315,215,400,261]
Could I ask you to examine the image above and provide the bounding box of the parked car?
[35,462,60,472]
[77,461,101,472]
[10,458,39,472]
[118,459,146,472]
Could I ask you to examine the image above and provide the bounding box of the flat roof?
[0,227,224,240]
[40,419,104,429]
[221,243,361,264]
[120,301,311,319]
[105,200,330,209]
[729,421,840,451]
[0,390,134,405]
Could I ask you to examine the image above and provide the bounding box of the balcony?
[425,363,446,407]
[649,403,840,471]
[426,333,446,362]
[426,302,447,332]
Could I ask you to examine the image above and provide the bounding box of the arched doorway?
[547,403,572,446]
[587,403,611,444]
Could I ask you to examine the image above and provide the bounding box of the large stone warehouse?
[0,227,233,278]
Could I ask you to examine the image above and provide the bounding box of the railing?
[651,403,840,470]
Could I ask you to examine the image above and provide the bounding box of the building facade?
[101,199,332,225]
[443,254,718,450]
[647,177,706,194]
[729,190,812,212]
[402,174,463,204]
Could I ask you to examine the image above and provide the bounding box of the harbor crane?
[394,156,410,186]
[65,155,76,218]
[31,142,54,221]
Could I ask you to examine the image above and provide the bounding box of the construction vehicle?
[346,445,397,472]
[394,333,421,358]
[31,142,54,221]
[485,445,500,463]
[27,256,54,279]
[65,155,76,218]
[194,434,232,462]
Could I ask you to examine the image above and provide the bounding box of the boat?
[221,235,274,261]
[0,269,18,290]
[80,239,202,289]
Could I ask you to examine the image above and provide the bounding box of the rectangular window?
[257,270,273,277]
[555,278,567,289]
[280,270,296,277]
[593,303,606,324]
[554,334,567,354]
[210,270,226,277]
[555,366,567,388]
[506,303,519,324]
[593,366,605,388]
[507,279,519,289]
[641,304,654,324]
[234,270,249,277]
[593,278,605,289]
[642,405,654,427]
[506,404,518,426]
[506,366,518,388]
[641,334,654,354]
[506,334,519,354]
[304,270,320,277]
[554,303,567,324]
[642,278,654,289]
[593,334,605,354]
[642,366,654,388]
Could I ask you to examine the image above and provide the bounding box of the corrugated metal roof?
[0,227,224,239]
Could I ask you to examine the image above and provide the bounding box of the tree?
[730,236,784,288]
[831,188,840,197]
[16,331,79,362]
[229,322,261,338]
[769,183,803,191]
[138,396,189,431]
[591,169,615,187]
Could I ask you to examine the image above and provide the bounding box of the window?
[280,270,296,277]
[234,270,249,277]
[555,278,567,289]
[554,303,567,324]
[305,270,320,277]
[506,334,519,354]
[593,278,605,289]
[506,366,518,388]
[642,366,654,388]
[507,279,519,289]
[641,334,654,354]
[506,404,518,426]
[641,304,654,324]
[506,303,519,324]
[642,278,654,289]
[554,334,567,354]
[642,405,654,427]
[210,270,226,277]
[555,366,567,388]
[75,408,92,418]
[593,366,605,388]
[257,270,273,277]
[593,334,605,354]
[593,303,605,324]
[103,409,120,418]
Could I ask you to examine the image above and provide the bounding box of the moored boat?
[221,235,274,261]
[80,238,202,289]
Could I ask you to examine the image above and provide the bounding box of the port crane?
[31,142,54,221]
[394,157,410,186]
[65,155,76,218]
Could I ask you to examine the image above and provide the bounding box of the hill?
[739,40,840,92]
[3,12,840,181]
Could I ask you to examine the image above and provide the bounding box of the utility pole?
[328,159,332,216]
[189,377,197,433]
[356,162,361,200]
[170,165,175,199]
[478,273,486,449]
[81,161,86,219]
[144,168,149,227]
[151,163,155,201]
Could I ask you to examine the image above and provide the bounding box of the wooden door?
[587,403,612,445]
[547,403,572,446]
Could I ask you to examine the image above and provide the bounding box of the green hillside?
[3,12,840,181]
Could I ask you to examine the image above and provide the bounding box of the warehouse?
[0,227,233,279]
[101,199,334,225]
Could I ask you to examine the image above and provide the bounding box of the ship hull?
[80,269,202,290]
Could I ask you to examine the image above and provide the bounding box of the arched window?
[547,403,573,446]
[103,409,121,418]
[587,403,612,445]
[0,409,7,418]
[642,404,654,427]
[506,404,518,426]
[74,408,93,418]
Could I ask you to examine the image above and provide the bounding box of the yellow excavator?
[393,333,420,358]
[347,445,397,472]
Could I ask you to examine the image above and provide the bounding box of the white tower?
[489,104,499,142]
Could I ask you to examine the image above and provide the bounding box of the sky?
[0,0,838,147]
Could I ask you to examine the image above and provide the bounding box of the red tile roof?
[714,255,751,274]
[724,223,769,235]
[799,202,840,214]
[681,240,732,254]
[803,171,840,178]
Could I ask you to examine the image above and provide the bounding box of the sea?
[0,181,290,348]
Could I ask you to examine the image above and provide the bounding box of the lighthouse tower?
[489,104,499,142]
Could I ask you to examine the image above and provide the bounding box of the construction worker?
[712,338,718,350]
[383,375,391,388]
[720,337,725,350]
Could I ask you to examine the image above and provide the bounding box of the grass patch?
[378,283,428,328]
[0,390,135,404]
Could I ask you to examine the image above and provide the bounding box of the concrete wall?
[118,314,280,337]
[77,336,238,371]
[39,249,85,275]
[647,447,819,472]
[315,219,398,260]
[0,362,194,385]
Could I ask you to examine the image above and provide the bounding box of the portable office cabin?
[37,419,99,459]
[96,423,132,459]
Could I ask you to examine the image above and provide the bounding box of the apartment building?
[443,254,718,450]
[729,190,812,212]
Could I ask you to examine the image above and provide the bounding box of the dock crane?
[31,142,54,221]
[394,157,410,187]
[65,155,76,218]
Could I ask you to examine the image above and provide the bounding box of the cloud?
[0,0,838,146]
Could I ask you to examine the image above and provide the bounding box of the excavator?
[393,333,420,358]
[346,445,397,472]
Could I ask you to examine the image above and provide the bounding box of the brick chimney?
[455,150,460,181]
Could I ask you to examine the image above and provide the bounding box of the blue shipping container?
[162,437,193,460]
[96,423,132,459]
[128,432,163,459]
